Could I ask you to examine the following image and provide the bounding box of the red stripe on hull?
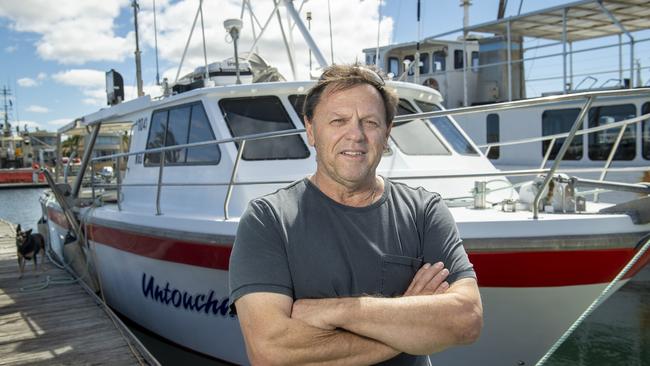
[87,224,233,271]
[468,248,650,287]
[48,217,648,287]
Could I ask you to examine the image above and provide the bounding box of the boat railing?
[88,87,650,219]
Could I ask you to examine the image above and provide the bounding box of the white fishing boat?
[363,0,650,203]
[39,1,650,365]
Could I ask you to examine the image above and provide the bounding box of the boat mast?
[461,0,470,106]
[1,86,11,138]
[132,0,144,97]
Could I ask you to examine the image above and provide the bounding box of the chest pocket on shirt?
[380,254,423,297]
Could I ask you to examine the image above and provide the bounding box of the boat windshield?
[414,100,479,155]
[391,99,450,155]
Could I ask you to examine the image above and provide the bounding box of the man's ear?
[305,117,315,147]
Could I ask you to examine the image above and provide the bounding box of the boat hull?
[44,207,649,365]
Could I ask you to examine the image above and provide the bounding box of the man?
[229,64,482,365]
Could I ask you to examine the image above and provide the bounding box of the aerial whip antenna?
[153,0,160,85]
[132,0,144,97]
[327,0,334,63]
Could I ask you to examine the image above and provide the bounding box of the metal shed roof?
[467,0,650,42]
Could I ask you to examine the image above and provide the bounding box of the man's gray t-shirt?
[229,177,475,365]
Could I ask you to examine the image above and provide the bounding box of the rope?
[536,235,650,365]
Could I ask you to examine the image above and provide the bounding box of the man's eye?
[364,120,379,127]
[331,119,344,125]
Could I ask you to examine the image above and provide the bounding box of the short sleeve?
[229,199,294,304]
[423,194,476,284]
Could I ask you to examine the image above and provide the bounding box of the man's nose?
[344,118,365,141]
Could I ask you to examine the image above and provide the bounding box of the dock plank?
[0,219,157,365]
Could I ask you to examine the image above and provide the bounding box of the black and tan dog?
[15,224,46,278]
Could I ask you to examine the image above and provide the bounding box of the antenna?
[132,0,144,97]
[224,18,244,84]
[1,86,11,137]
[327,0,334,64]
[153,0,161,85]
[307,11,312,72]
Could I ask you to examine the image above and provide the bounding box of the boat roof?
[56,80,443,135]
[464,0,650,42]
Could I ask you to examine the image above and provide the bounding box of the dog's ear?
[26,229,33,236]
[16,224,21,233]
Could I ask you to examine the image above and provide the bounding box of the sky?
[0,0,649,133]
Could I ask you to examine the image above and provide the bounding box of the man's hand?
[404,262,449,296]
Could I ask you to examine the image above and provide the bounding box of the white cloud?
[37,72,47,80]
[0,0,132,64]
[26,105,49,113]
[52,69,105,88]
[17,77,37,87]
[48,118,73,126]
[52,69,107,106]
[5,45,17,53]
[136,0,393,82]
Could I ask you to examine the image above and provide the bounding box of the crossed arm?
[234,262,483,365]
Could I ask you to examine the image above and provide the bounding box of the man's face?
[306,83,391,189]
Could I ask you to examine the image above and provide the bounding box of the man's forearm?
[243,317,399,365]
[293,279,483,355]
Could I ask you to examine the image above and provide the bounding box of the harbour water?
[1,187,648,365]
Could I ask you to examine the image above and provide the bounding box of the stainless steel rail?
[86,87,650,218]
[224,140,246,220]
[533,96,594,219]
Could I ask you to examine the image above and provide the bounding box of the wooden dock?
[0,219,158,365]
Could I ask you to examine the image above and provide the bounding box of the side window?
[588,104,636,160]
[144,110,168,165]
[641,102,650,160]
[186,104,221,164]
[165,106,191,163]
[404,55,415,75]
[433,51,446,72]
[391,99,450,155]
[220,96,310,160]
[454,50,464,70]
[541,108,582,160]
[471,51,479,72]
[486,114,500,159]
[388,57,400,76]
[415,100,479,155]
[144,102,220,166]
[419,53,429,74]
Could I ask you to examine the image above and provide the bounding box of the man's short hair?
[303,64,399,125]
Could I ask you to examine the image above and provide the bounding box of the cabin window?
[144,110,168,165]
[433,51,446,72]
[641,103,650,160]
[186,104,222,164]
[404,55,415,75]
[220,96,310,161]
[390,99,450,156]
[471,51,479,72]
[588,104,636,160]
[541,108,582,160]
[288,94,306,123]
[414,100,479,155]
[454,50,464,70]
[419,53,429,74]
[144,102,221,166]
[486,114,500,159]
[388,57,400,76]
